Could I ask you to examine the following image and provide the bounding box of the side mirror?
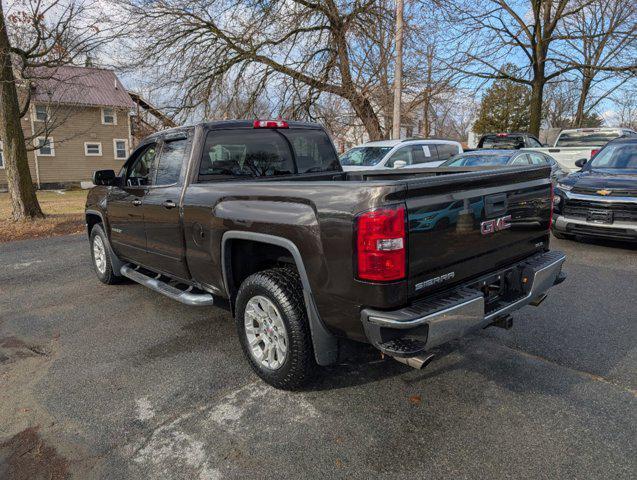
[393,160,407,169]
[93,169,117,186]
[574,158,587,168]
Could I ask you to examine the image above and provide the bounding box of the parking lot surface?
[1,234,636,479]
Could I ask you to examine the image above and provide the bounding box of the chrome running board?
[120,264,214,306]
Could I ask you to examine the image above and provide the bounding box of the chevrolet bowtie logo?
[596,189,612,196]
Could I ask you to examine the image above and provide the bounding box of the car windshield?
[339,146,392,166]
[479,135,524,149]
[588,143,637,171]
[444,154,512,167]
[555,131,619,147]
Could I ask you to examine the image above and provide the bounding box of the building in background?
[0,65,135,190]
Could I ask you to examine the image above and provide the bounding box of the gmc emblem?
[481,215,512,235]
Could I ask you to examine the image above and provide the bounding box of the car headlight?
[556,182,573,191]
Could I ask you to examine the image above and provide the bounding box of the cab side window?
[126,144,158,187]
[435,143,460,161]
[387,146,426,167]
[386,147,412,167]
[511,154,531,165]
[528,153,548,165]
[156,138,188,185]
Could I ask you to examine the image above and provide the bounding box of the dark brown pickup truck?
[86,120,566,389]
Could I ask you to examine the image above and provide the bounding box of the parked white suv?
[339,139,463,171]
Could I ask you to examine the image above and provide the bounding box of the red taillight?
[590,148,600,158]
[549,184,554,230]
[356,205,406,282]
[496,133,508,137]
[253,119,289,128]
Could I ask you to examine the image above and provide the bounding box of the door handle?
[132,199,142,206]
[162,200,176,209]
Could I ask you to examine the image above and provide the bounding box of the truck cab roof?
[143,120,325,142]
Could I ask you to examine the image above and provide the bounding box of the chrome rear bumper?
[361,251,566,356]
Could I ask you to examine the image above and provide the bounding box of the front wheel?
[235,268,315,389]
[90,224,121,285]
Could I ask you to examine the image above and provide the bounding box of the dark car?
[477,133,545,149]
[85,119,565,389]
[552,136,637,242]
[441,150,566,183]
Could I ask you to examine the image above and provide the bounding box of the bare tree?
[445,0,600,136]
[0,1,42,219]
[611,85,637,130]
[543,80,579,128]
[404,22,469,138]
[118,0,393,140]
[2,0,113,220]
[558,0,637,127]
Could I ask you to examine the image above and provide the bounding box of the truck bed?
[187,164,552,339]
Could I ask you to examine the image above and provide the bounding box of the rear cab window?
[479,135,525,149]
[199,128,340,180]
[555,130,620,147]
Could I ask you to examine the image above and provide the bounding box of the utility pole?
[392,0,404,140]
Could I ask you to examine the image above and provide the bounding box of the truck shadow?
[311,334,625,401]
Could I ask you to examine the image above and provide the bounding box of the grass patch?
[0,190,88,242]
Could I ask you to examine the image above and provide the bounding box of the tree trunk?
[350,95,384,141]
[421,95,431,137]
[574,74,593,128]
[528,77,544,137]
[0,5,44,220]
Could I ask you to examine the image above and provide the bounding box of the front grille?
[562,199,637,222]
[572,187,637,197]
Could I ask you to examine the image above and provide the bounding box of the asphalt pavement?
[0,234,635,479]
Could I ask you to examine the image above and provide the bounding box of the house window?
[34,105,48,122]
[102,108,116,125]
[85,142,102,156]
[0,141,4,169]
[36,137,55,156]
[114,139,128,160]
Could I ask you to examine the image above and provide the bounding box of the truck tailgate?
[405,166,552,297]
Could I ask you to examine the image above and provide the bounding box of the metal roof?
[30,65,135,109]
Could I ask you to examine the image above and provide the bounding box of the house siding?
[0,105,130,187]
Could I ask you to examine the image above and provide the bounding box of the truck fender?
[221,231,338,366]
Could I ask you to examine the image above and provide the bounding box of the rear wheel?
[235,268,315,389]
[90,224,120,285]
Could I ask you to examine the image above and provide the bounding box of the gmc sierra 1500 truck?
[86,119,566,389]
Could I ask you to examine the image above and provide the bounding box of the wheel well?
[225,239,297,304]
[86,213,102,236]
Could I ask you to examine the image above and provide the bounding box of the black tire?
[235,268,315,390]
[90,224,121,285]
